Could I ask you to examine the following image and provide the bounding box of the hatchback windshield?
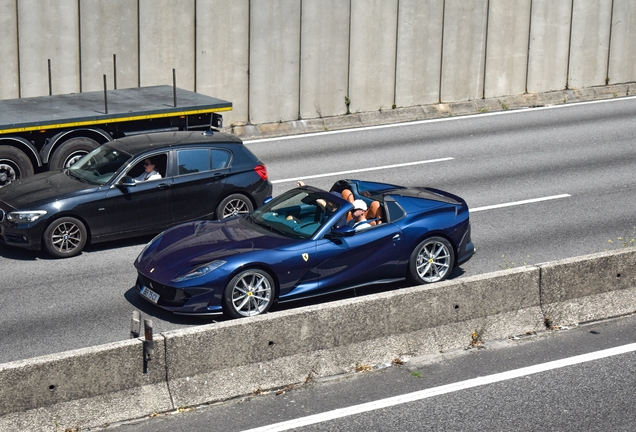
[251,189,341,239]
[68,145,132,185]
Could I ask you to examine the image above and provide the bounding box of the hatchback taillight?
[254,164,268,180]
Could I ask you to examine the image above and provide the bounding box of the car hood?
[0,170,97,209]
[136,217,296,282]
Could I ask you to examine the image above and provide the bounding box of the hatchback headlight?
[7,210,47,223]
[172,260,227,282]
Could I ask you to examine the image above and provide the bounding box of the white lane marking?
[471,194,571,212]
[243,343,636,432]
[245,96,636,144]
[270,157,454,184]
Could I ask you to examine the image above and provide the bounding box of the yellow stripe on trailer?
[0,106,232,135]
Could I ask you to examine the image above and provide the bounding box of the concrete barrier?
[0,337,170,432]
[540,248,636,327]
[163,265,544,407]
[1,248,634,431]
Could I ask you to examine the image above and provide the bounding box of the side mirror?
[119,176,136,187]
[326,225,356,239]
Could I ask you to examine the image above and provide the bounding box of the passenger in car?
[348,199,372,231]
[135,158,162,182]
[296,181,347,227]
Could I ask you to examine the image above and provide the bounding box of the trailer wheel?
[0,147,34,187]
[49,137,100,170]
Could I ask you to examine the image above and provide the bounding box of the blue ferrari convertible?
[134,179,474,318]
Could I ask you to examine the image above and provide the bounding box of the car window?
[177,149,210,175]
[385,199,406,223]
[68,145,132,185]
[127,153,168,181]
[211,149,232,169]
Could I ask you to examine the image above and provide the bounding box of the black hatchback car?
[0,131,272,258]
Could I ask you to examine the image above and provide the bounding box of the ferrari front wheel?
[223,269,275,318]
[408,236,455,284]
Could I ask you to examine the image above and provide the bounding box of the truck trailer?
[0,85,231,187]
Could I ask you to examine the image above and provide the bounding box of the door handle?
[157,183,171,189]
[392,234,401,241]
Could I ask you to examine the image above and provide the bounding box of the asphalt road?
[1,97,635,363]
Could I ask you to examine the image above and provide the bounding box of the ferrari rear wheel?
[43,217,87,258]
[408,236,455,284]
[223,269,274,318]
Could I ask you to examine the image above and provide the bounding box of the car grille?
[137,274,192,307]
[0,209,4,222]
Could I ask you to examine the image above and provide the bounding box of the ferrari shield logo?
[302,253,309,262]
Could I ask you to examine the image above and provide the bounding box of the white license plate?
[140,285,160,304]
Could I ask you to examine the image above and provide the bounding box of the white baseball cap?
[352,199,368,211]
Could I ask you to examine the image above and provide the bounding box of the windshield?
[251,189,342,239]
[68,145,132,185]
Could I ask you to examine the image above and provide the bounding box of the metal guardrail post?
[143,319,154,374]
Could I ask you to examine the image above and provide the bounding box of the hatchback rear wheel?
[216,193,253,219]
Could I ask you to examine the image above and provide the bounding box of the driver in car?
[348,199,372,231]
[135,158,162,182]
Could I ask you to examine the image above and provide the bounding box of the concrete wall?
[248,0,301,125]
[300,0,351,119]
[608,0,636,85]
[139,0,196,90]
[17,0,81,97]
[484,0,531,98]
[1,247,635,431]
[348,0,398,113]
[567,0,612,89]
[196,0,250,125]
[395,0,444,107]
[526,0,573,93]
[440,0,488,102]
[79,0,139,92]
[0,0,19,99]
[1,0,635,126]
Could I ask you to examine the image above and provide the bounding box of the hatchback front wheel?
[43,217,87,258]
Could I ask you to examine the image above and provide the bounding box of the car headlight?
[172,260,227,282]
[7,210,47,223]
